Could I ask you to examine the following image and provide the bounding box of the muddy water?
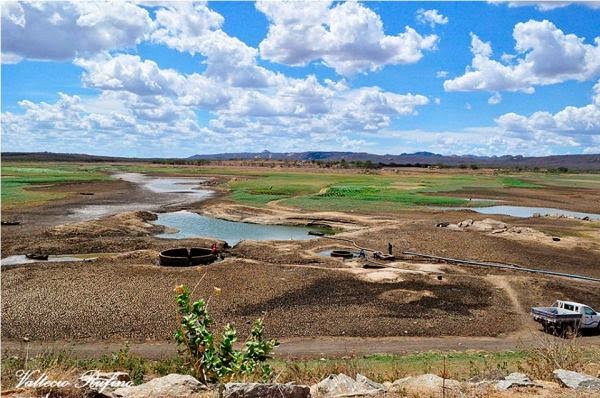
[0,255,95,267]
[154,210,316,245]
[115,173,211,200]
[445,205,600,220]
[68,173,213,221]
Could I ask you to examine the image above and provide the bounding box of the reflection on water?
[154,210,317,245]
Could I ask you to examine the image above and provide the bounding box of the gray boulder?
[111,374,211,398]
[355,374,386,392]
[496,372,541,390]
[458,219,474,228]
[469,218,507,232]
[553,369,600,390]
[390,374,460,394]
[311,373,380,396]
[224,382,311,398]
[78,371,132,397]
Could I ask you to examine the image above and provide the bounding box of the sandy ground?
[2,170,600,357]
[4,333,600,361]
[0,257,518,340]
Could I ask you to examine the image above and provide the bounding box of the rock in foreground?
[224,382,310,398]
[553,369,600,390]
[389,374,460,395]
[111,374,211,398]
[496,372,541,390]
[311,373,383,396]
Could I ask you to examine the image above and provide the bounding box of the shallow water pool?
[0,255,94,267]
[444,205,600,220]
[154,210,318,245]
[68,173,213,221]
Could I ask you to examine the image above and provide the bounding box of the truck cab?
[554,301,600,329]
[531,300,600,337]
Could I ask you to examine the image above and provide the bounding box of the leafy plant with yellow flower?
[173,284,278,384]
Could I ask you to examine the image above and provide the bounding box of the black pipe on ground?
[403,251,600,283]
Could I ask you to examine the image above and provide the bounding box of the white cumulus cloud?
[444,20,600,94]
[1,1,151,62]
[489,1,600,11]
[488,92,502,105]
[416,9,449,28]
[256,0,438,76]
[149,2,284,88]
[495,80,600,136]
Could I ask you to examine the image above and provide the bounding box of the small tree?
[174,285,278,384]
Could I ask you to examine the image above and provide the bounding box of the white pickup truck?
[531,300,600,338]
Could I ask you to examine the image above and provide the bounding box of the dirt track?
[4,334,600,360]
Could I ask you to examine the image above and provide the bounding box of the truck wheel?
[543,323,551,334]
[551,325,560,336]
[563,324,576,339]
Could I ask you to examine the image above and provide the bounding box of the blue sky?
[2,1,599,157]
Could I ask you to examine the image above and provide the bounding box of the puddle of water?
[443,205,600,220]
[69,173,213,221]
[154,210,317,245]
[116,173,211,200]
[68,203,158,219]
[1,255,94,267]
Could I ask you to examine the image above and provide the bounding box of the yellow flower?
[174,284,185,294]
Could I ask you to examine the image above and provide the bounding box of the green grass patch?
[229,190,287,206]
[319,186,466,205]
[1,164,109,208]
[225,171,476,211]
[499,177,542,188]
[520,173,600,189]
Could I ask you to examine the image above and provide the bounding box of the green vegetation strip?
[3,346,598,388]
[1,164,109,208]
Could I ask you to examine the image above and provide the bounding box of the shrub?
[520,336,584,380]
[99,343,146,384]
[174,285,278,384]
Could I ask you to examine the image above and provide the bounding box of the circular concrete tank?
[159,248,190,267]
[159,247,217,267]
[330,250,354,259]
[190,247,217,265]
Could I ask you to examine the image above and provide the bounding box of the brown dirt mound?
[379,289,435,303]
[109,249,159,264]
[231,240,344,267]
[47,211,162,238]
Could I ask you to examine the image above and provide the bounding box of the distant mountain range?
[3,151,600,170]
[188,150,600,170]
